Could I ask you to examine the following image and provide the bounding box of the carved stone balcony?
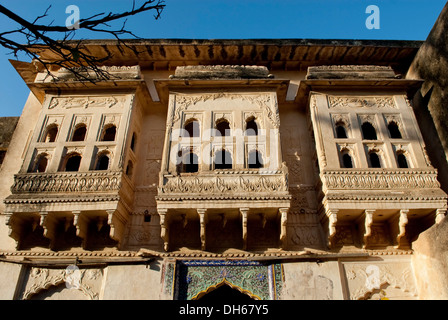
[4,171,133,250]
[156,169,291,252]
[318,169,447,250]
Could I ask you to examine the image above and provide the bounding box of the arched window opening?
[95,153,110,170]
[248,150,263,169]
[183,152,199,173]
[130,132,137,152]
[183,119,200,138]
[388,121,402,139]
[32,154,49,172]
[341,153,353,168]
[214,149,232,170]
[43,125,58,142]
[245,117,258,136]
[369,152,381,168]
[65,154,82,172]
[101,124,116,142]
[397,152,409,168]
[216,119,230,137]
[335,124,348,139]
[361,122,377,140]
[126,161,134,177]
[71,124,87,142]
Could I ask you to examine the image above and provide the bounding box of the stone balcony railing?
[157,169,290,201]
[10,171,122,195]
[321,169,441,192]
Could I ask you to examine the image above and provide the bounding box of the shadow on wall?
[408,2,448,193]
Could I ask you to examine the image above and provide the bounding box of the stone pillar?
[362,209,375,249]
[73,210,88,249]
[326,209,339,249]
[395,209,409,249]
[197,209,208,251]
[279,208,289,249]
[158,208,169,251]
[240,208,249,250]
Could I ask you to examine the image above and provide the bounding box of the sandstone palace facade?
[2,6,448,300]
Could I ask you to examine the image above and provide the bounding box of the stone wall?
[406,1,448,299]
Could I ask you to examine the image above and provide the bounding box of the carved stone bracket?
[279,208,289,249]
[158,208,169,252]
[197,209,208,251]
[361,210,375,249]
[240,208,249,250]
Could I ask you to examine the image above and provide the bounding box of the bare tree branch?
[0,0,166,82]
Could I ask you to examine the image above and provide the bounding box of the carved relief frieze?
[49,95,126,110]
[327,96,396,109]
[172,93,280,128]
[21,267,103,300]
[158,173,288,195]
[343,262,417,300]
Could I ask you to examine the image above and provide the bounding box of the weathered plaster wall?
[0,93,43,251]
[101,263,165,300]
[0,262,22,299]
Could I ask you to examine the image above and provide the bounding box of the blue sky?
[0,0,446,116]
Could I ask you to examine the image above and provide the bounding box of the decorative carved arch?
[191,279,260,300]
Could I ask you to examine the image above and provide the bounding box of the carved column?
[240,208,249,250]
[395,209,409,249]
[158,209,169,251]
[279,208,288,249]
[362,209,375,249]
[326,209,339,249]
[197,209,208,251]
[40,211,58,250]
[73,211,88,249]
[436,208,447,224]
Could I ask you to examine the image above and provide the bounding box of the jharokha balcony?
[3,171,133,251]
[156,168,291,252]
[318,168,447,250]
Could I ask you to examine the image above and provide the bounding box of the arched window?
[245,117,258,136]
[43,124,58,142]
[361,122,377,140]
[32,153,49,172]
[126,160,134,177]
[388,121,402,139]
[130,132,137,152]
[368,152,381,168]
[341,152,353,168]
[71,124,87,142]
[182,152,199,173]
[248,150,263,169]
[101,124,116,141]
[397,152,409,168]
[214,149,232,170]
[335,124,348,139]
[183,119,200,138]
[216,119,230,137]
[64,153,82,172]
[95,152,110,170]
